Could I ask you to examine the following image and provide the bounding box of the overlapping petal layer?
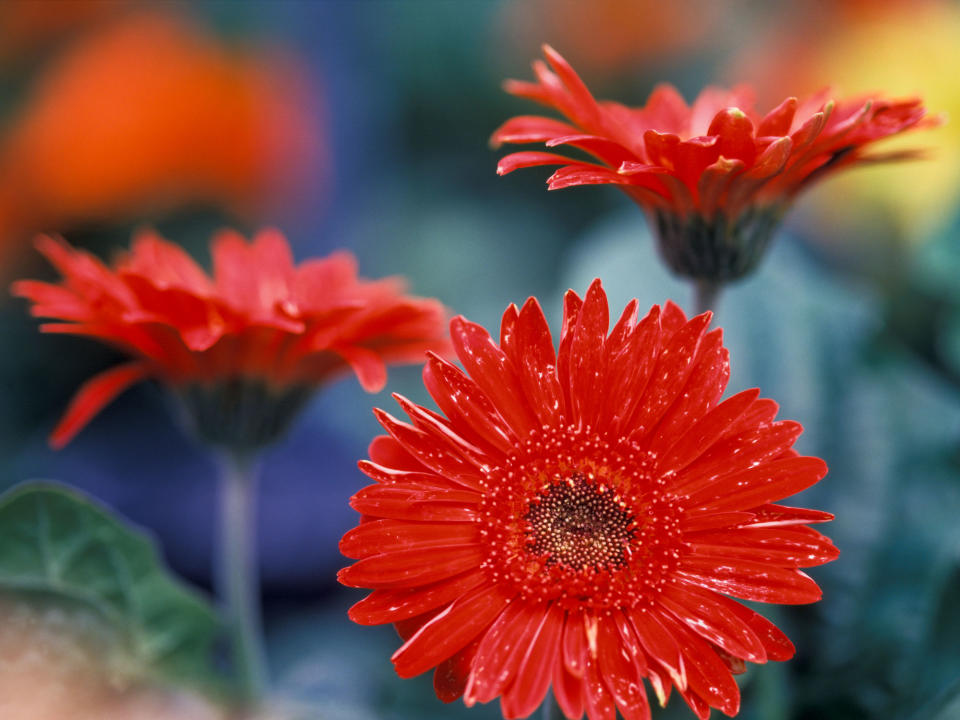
[12,229,448,447]
[493,46,936,281]
[494,44,933,218]
[341,279,835,720]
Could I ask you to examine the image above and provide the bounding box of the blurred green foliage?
[0,482,223,691]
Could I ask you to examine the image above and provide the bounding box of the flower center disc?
[478,427,684,610]
[525,472,636,571]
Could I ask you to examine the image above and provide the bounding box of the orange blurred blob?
[0,10,323,259]
[502,0,723,74]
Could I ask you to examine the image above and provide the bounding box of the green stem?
[694,278,722,316]
[217,451,267,706]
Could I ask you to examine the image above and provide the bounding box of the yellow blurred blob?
[801,2,957,243]
[731,1,957,244]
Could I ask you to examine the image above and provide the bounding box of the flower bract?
[340,279,836,720]
[12,229,448,449]
[492,45,936,282]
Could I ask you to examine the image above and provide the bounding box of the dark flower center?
[525,473,637,571]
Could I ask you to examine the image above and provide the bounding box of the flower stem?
[217,451,267,707]
[694,278,721,316]
[542,693,559,720]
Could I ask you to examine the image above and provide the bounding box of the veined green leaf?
[0,481,222,688]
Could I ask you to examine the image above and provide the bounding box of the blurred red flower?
[340,279,836,720]
[0,11,322,258]
[12,230,448,449]
[493,46,935,282]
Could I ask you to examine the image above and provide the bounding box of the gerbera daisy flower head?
[493,45,937,286]
[12,229,449,450]
[339,279,837,720]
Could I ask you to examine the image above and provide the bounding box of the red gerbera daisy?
[340,279,836,720]
[12,229,449,449]
[493,45,936,286]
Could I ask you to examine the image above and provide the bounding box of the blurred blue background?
[1,1,959,718]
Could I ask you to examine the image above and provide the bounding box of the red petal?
[644,329,728,456]
[434,638,480,703]
[747,136,792,179]
[660,583,766,662]
[497,151,578,176]
[644,660,673,708]
[368,435,426,471]
[126,229,212,294]
[339,519,479,559]
[675,420,804,495]
[500,602,565,718]
[644,84,690,134]
[334,345,387,392]
[569,279,609,428]
[678,556,823,604]
[423,353,515,455]
[491,115,580,147]
[687,526,839,567]
[606,298,639,356]
[680,510,755,533]
[603,305,661,435]
[350,484,479,523]
[627,313,711,439]
[628,608,686,690]
[563,608,588,679]
[502,78,554,106]
[557,290,583,415]
[697,156,745,214]
[10,280,92,321]
[679,686,712,720]
[552,653,585,720]
[547,163,634,189]
[374,407,486,488]
[596,618,651,720]
[464,601,545,705]
[745,503,834,527]
[514,297,566,426]
[686,456,828,512]
[347,569,487,625]
[49,361,151,449]
[758,97,798,137]
[656,612,740,716]
[723,599,796,661]
[659,301,688,338]
[542,44,600,127]
[337,545,485,588]
[356,460,448,487]
[723,396,780,436]
[392,584,513,678]
[450,317,538,437]
[707,108,756,165]
[583,653,617,720]
[790,109,829,149]
[657,389,760,474]
[499,303,520,364]
[394,394,492,469]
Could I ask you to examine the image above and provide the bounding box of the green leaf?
[0,481,222,688]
